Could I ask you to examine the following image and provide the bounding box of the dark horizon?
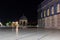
[0,0,44,24]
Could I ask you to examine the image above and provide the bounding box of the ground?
[0,28,60,40]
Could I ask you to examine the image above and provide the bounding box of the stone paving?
[0,28,60,40]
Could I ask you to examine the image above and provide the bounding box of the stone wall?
[45,14,60,29]
[38,14,60,29]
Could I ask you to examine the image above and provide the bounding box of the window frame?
[57,4,60,13]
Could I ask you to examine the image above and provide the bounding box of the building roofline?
[41,0,58,9]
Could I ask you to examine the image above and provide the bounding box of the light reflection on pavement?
[0,28,60,40]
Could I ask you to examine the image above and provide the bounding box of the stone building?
[38,0,60,29]
[19,14,28,26]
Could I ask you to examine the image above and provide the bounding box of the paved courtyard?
[0,28,60,40]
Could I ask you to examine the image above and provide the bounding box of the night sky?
[0,0,43,24]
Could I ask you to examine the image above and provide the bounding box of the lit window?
[47,9,50,16]
[51,6,54,14]
[57,4,60,13]
[44,10,46,17]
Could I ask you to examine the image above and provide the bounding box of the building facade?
[19,15,28,26]
[38,0,60,29]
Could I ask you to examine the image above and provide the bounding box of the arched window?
[47,9,50,16]
[23,21,25,26]
[44,10,46,17]
[57,4,60,13]
[51,6,54,14]
[41,13,42,18]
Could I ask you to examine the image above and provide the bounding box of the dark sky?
[0,0,43,24]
